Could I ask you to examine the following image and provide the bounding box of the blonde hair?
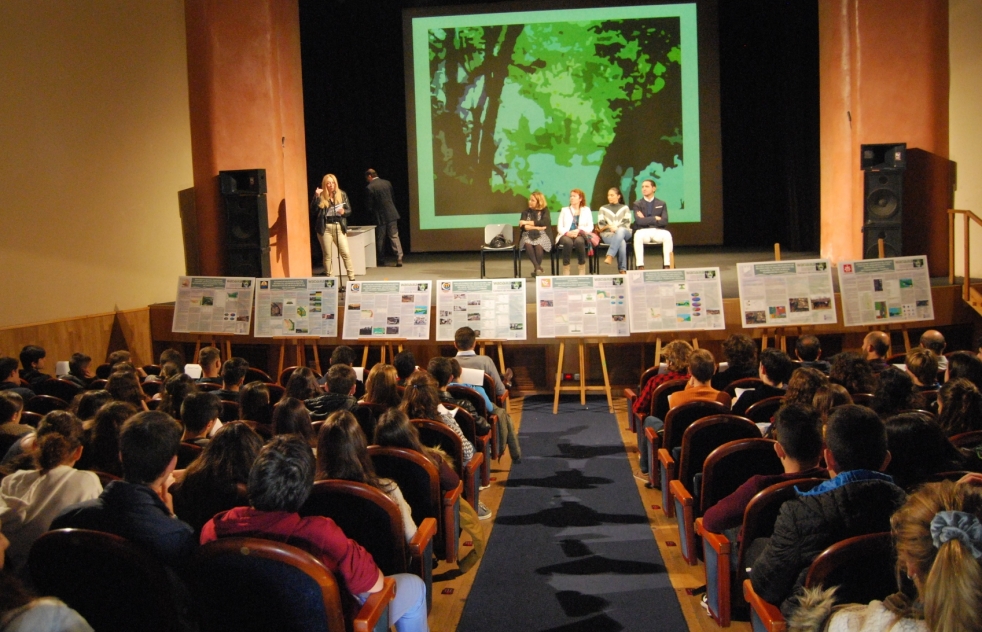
[318,174,344,209]
[892,481,982,632]
[662,340,694,373]
[529,191,547,211]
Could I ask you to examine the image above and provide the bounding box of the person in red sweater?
[200,435,428,632]
[701,403,827,536]
[633,340,693,478]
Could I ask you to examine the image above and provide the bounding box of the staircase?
[948,209,982,318]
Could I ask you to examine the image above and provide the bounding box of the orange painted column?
[819,0,948,262]
[184,0,311,277]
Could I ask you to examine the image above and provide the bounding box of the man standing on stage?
[631,179,673,270]
[365,168,404,267]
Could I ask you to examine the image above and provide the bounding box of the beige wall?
[0,0,192,329]
[950,0,982,278]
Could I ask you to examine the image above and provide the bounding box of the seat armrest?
[353,577,395,632]
[657,447,675,474]
[669,478,692,507]
[624,387,638,430]
[743,579,787,632]
[696,520,732,555]
[644,426,662,454]
[442,482,463,564]
[409,517,437,562]
[408,517,437,613]
[671,479,698,564]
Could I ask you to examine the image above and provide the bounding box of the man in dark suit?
[365,168,404,267]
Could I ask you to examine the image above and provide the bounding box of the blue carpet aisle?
[456,395,687,631]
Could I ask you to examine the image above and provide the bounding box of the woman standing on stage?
[597,187,632,274]
[556,188,593,275]
[311,173,356,282]
[518,191,552,277]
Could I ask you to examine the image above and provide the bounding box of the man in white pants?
[632,179,673,269]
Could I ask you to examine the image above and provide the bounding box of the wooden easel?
[359,339,406,369]
[759,243,795,351]
[273,338,322,377]
[192,336,233,363]
[552,337,614,414]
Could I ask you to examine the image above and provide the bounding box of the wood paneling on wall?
[0,308,153,369]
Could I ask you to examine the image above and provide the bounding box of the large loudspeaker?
[220,169,270,278]
[861,143,905,259]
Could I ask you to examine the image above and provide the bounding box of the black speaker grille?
[866,187,900,221]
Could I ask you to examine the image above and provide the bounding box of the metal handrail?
[948,209,982,302]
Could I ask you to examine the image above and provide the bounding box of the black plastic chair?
[480,223,520,278]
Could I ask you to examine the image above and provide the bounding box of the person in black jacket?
[365,168,404,267]
[749,405,906,616]
[732,348,794,416]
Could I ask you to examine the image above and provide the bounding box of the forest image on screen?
[411,5,700,231]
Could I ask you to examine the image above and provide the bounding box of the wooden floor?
[425,395,752,632]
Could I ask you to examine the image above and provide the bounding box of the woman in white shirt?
[597,187,633,274]
[315,410,417,542]
[556,188,594,275]
[0,411,102,575]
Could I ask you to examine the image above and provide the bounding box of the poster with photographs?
[736,259,837,328]
[435,279,527,341]
[535,275,629,338]
[253,278,340,338]
[626,268,726,333]
[342,280,433,340]
[172,276,256,335]
[837,255,934,326]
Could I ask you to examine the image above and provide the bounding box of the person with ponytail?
[936,378,982,437]
[790,478,982,632]
[316,410,416,541]
[373,409,488,569]
[0,411,101,574]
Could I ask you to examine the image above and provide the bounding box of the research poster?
[837,256,934,326]
[435,279,527,341]
[342,280,433,340]
[627,267,725,332]
[535,275,629,338]
[736,259,837,328]
[253,278,340,338]
[172,276,255,335]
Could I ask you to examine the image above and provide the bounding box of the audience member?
[400,373,476,469]
[794,335,830,375]
[829,351,877,395]
[906,347,941,393]
[668,349,732,408]
[285,367,321,401]
[170,421,262,536]
[870,368,921,419]
[318,346,363,398]
[106,370,148,410]
[885,412,966,492]
[305,364,357,421]
[51,411,196,570]
[200,435,429,632]
[429,357,492,439]
[180,392,222,446]
[75,401,136,477]
[453,326,521,461]
[863,331,892,374]
[65,352,94,387]
[711,334,759,390]
[919,329,948,371]
[448,358,495,413]
[0,532,93,632]
[107,350,148,380]
[17,345,49,389]
[360,363,402,410]
[315,410,417,541]
[238,381,272,427]
[196,347,222,385]
[937,378,982,437]
[0,357,35,402]
[145,349,185,383]
[0,393,32,447]
[946,351,982,389]
[702,404,827,535]
[790,479,982,632]
[811,384,853,424]
[749,405,906,616]
[157,374,197,421]
[213,357,248,402]
[271,397,316,447]
[0,411,102,574]
[782,367,829,408]
[632,339,693,421]
[732,349,794,416]
[69,389,112,421]
[393,351,418,386]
